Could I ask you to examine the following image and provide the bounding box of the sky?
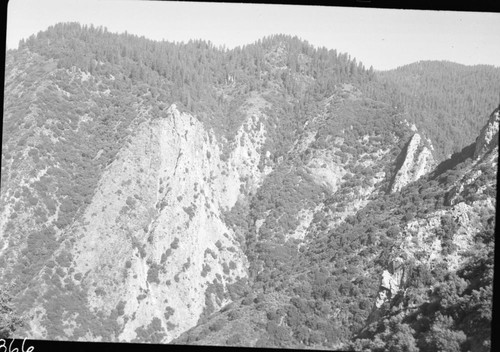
[6,0,500,71]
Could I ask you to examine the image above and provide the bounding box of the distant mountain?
[1,22,496,350]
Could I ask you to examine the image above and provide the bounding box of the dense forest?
[13,23,500,161]
[17,23,372,146]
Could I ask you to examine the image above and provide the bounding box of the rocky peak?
[389,133,436,193]
[474,107,499,159]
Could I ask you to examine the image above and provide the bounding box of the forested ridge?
[371,61,500,161]
[12,23,499,160]
[1,22,497,350]
[17,23,372,144]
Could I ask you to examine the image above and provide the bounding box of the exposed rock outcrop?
[375,269,401,308]
[371,109,498,316]
[371,191,494,320]
[439,109,499,207]
[306,149,346,193]
[389,133,436,193]
[23,104,268,342]
[474,107,499,159]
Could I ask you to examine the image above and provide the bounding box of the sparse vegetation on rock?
[1,22,497,349]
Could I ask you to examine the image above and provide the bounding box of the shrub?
[222,262,230,275]
[215,240,223,249]
[201,264,211,277]
[95,288,106,296]
[160,251,169,264]
[183,206,195,220]
[209,319,225,332]
[254,293,265,304]
[241,296,253,306]
[125,196,136,207]
[226,333,242,345]
[138,245,147,258]
[267,310,278,321]
[116,301,126,316]
[204,248,217,259]
[182,258,191,271]
[164,306,175,320]
[228,309,242,321]
[136,293,147,301]
[170,238,179,250]
[27,195,39,206]
[147,264,160,284]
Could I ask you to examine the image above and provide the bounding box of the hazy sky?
[6,0,500,70]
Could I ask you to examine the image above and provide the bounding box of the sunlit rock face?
[474,107,499,159]
[18,103,270,342]
[390,133,436,193]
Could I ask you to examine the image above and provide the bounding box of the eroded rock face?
[474,108,499,159]
[24,104,268,342]
[375,270,400,308]
[372,196,494,311]
[372,110,497,310]
[390,133,436,193]
[306,149,347,194]
[446,143,497,207]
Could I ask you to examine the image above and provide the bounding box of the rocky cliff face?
[372,198,493,311]
[175,107,496,350]
[363,108,497,347]
[389,133,436,193]
[11,100,270,342]
[474,107,499,159]
[73,104,246,341]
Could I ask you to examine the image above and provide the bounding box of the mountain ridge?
[1,23,497,350]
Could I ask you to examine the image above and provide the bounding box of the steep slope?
[173,107,496,350]
[1,48,143,291]
[474,107,499,159]
[19,102,269,342]
[389,132,435,193]
[1,23,496,348]
[353,108,497,352]
[0,45,270,343]
[2,24,376,342]
[369,61,500,161]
